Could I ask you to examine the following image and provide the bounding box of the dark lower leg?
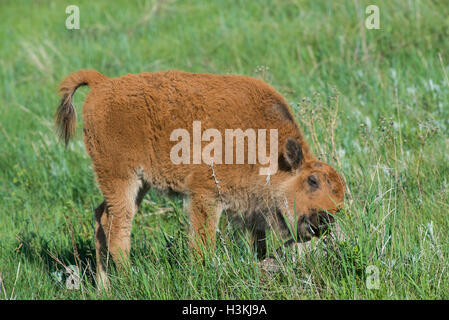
[95,201,110,289]
[253,229,267,259]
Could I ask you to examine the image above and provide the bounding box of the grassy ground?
[0,0,448,299]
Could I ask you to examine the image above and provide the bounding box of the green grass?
[1,0,448,299]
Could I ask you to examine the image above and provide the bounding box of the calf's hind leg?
[94,175,147,289]
[95,201,109,289]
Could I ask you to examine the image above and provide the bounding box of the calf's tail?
[55,69,107,146]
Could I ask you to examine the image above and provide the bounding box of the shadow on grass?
[15,231,97,286]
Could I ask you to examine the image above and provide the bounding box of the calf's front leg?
[187,192,221,258]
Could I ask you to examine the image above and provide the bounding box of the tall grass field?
[0,0,448,299]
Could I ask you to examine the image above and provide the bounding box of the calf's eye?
[307,175,319,190]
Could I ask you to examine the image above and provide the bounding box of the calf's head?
[279,138,345,241]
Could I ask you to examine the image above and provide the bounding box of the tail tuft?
[55,69,106,146]
[55,93,78,146]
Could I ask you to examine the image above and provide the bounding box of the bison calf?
[55,69,345,289]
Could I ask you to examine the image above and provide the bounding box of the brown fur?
[55,69,345,288]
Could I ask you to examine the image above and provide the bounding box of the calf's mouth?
[298,210,336,240]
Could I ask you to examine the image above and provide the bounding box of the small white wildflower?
[390,68,397,85]
[406,86,416,95]
[365,116,372,130]
[393,121,400,130]
[428,79,440,93]
[427,221,435,242]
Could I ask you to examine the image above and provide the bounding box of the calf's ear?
[284,138,303,170]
